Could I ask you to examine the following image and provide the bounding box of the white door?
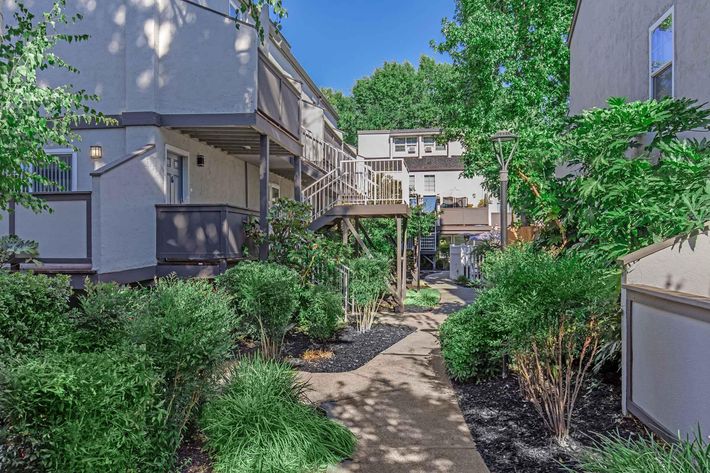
[166,152,184,204]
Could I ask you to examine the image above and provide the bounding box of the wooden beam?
[293,155,302,202]
[355,218,375,249]
[259,134,270,260]
[397,217,404,313]
[344,218,371,257]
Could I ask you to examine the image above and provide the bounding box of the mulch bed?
[283,323,416,373]
[177,429,213,473]
[453,375,646,473]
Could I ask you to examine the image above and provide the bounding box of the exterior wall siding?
[570,0,710,114]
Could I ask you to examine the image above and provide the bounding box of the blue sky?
[279,0,455,94]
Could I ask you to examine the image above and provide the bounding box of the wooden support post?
[341,219,349,246]
[355,218,375,249]
[259,134,270,261]
[397,217,404,313]
[344,218,371,257]
[293,155,302,202]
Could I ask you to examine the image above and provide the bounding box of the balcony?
[156,204,258,266]
[439,207,492,235]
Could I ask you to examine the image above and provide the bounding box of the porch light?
[90,145,103,160]
[197,154,206,167]
[490,130,519,249]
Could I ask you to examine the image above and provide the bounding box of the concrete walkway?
[302,274,490,473]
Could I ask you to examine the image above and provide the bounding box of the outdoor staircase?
[301,135,409,231]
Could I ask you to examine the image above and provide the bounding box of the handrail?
[90,144,156,177]
[302,157,409,220]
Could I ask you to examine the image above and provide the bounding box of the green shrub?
[578,431,710,472]
[201,357,356,473]
[404,288,441,308]
[482,245,619,442]
[70,279,141,351]
[217,261,301,357]
[440,291,507,381]
[0,349,170,473]
[0,270,73,357]
[129,277,235,452]
[349,255,391,332]
[299,286,343,341]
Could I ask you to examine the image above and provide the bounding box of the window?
[424,175,435,193]
[270,183,281,202]
[33,149,76,192]
[650,8,673,100]
[409,174,416,191]
[394,137,417,153]
[422,136,435,153]
[422,195,437,213]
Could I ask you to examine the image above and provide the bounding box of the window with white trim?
[423,175,435,193]
[33,150,76,192]
[394,137,417,154]
[409,174,416,191]
[650,8,673,100]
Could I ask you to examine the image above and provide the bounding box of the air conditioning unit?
[407,146,416,153]
[424,146,433,153]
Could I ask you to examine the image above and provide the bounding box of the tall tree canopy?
[434,0,577,217]
[322,56,453,145]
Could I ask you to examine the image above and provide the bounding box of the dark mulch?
[283,324,416,373]
[454,375,646,473]
[177,429,213,473]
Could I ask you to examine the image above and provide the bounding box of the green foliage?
[0,270,73,357]
[70,280,140,351]
[217,261,301,357]
[322,57,453,145]
[578,431,710,473]
[201,357,356,473]
[0,349,170,473]
[0,1,115,213]
[129,277,235,451]
[482,245,618,350]
[434,0,575,215]
[299,286,343,341]
[0,235,39,265]
[348,255,391,332]
[404,288,441,308]
[251,198,351,283]
[440,295,507,381]
[556,98,710,263]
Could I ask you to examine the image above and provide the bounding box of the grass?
[405,288,441,308]
[200,357,356,473]
[577,431,710,472]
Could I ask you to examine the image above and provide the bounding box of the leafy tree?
[434,0,576,219]
[0,1,114,213]
[555,97,710,263]
[235,0,287,40]
[323,56,453,145]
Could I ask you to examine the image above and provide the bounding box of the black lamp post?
[490,130,518,249]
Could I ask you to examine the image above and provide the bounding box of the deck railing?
[303,158,409,219]
[156,204,258,262]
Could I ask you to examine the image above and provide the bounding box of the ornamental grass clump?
[200,357,356,473]
[349,255,390,332]
[578,431,710,473]
[217,261,301,357]
[404,288,441,308]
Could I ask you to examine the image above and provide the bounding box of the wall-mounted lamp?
[196,154,206,167]
[90,145,103,160]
